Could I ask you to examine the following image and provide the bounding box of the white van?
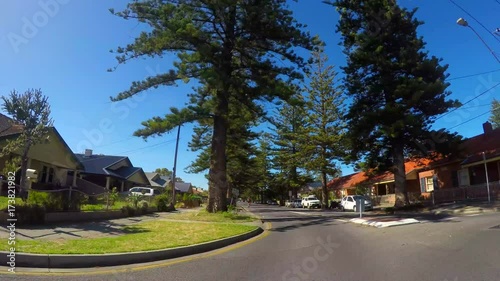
[128,187,160,197]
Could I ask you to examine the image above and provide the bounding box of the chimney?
[84,149,93,157]
[483,122,493,134]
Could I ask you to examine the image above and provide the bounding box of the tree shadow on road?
[268,217,338,232]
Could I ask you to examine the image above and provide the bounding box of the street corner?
[349,217,420,228]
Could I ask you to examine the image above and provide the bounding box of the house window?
[458,168,470,186]
[48,168,54,183]
[40,166,48,183]
[426,177,434,192]
[420,177,434,192]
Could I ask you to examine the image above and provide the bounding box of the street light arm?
[468,26,500,64]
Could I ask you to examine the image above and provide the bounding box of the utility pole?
[171,124,181,209]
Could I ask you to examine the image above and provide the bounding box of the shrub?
[127,194,143,208]
[109,187,119,206]
[139,200,149,214]
[121,205,136,217]
[15,204,46,224]
[139,200,148,208]
[28,191,62,212]
[154,193,171,212]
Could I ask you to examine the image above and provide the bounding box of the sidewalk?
[429,201,500,215]
[371,201,500,216]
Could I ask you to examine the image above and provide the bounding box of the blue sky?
[1,0,499,190]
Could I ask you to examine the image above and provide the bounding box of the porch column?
[385,184,389,194]
[26,158,32,190]
[72,171,77,186]
[121,181,124,192]
[106,176,110,190]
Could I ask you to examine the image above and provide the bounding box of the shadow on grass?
[121,225,152,234]
[0,213,162,240]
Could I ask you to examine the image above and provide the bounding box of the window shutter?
[420,178,426,193]
[433,175,439,190]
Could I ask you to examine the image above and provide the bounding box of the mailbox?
[26,169,38,182]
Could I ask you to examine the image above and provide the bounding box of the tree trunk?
[322,171,328,210]
[206,6,234,213]
[207,101,229,213]
[19,143,30,201]
[392,141,408,207]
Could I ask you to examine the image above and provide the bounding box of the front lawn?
[16,220,257,254]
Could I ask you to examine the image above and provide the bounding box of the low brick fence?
[407,182,500,205]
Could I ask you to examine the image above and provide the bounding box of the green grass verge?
[172,209,258,223]
[80,200,131,212]
[16,221,257,254]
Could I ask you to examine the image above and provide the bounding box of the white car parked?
[301,196,321,209]
[340,195,373,212]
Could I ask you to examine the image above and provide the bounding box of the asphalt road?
[3,205,500,281]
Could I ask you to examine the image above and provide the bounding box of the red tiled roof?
[327,172,369,190]
[328,158,432,189]
[370,158,432,182]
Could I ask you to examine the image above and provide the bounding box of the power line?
[448,104,500,130]
[449,0,500,45]
[93,137,136,148]
[115,138,178,155]
[435,81,500,121]
[448,68,500,81]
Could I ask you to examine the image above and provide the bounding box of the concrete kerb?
[0,227,264,268]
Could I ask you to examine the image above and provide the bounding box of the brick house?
[417,122,500,202]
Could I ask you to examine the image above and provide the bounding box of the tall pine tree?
[301,44,345,209]
[270,97,311,200]
[109,0,314,212]
[329,0,460,206]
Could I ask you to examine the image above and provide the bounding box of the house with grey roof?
[144,172,193,194]
[145,172,169,188]
[174,182,193,194]
[74,149,149,193]
[0,113,83,193]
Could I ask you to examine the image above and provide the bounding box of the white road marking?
[336,219,348,222]
[290,211,316,216]
[466,214,480,217]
